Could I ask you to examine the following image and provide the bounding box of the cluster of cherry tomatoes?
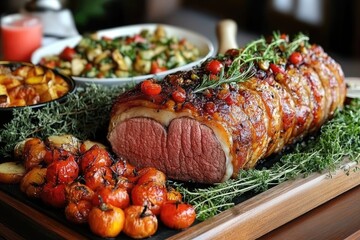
[17,135,196,238]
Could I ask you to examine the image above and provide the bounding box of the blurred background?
[1,0,359,76]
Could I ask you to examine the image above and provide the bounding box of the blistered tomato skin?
[131,182,167,215]
[160,202,196,230]
[88,203,125,238]
[41,183,67,208]
[92,186,130,209]
[46,154,79,184]
[123,205,158,239]
[78,144,112,173]
[65,200,93,224]
[136,167,167,185]
[84,166,115,191]
[65,182,94,203]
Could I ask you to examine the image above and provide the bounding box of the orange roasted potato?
[23,137,47,171]
[20,167,47,198]
[0,64,70,107]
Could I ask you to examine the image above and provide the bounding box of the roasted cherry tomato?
[46,153,79,184]
[131,182,167,215]
[41,182,67,208]
[269,63,285,74]
[123,205,158,239]
[140,80,162,96]
[150,61,167,74]
[44,148,77,166]
[111,160,137,178]
[65,182,94,203]
[126,34,146,44]
[171,87,186,103]
[93,185,130,209]
[160,201,196,229]
[65,200,93,224]
[88,203,125,238]
[166,187,183,202]
[84,166,115,191]
[115,176,136,194]
[59,46,77,61]
[225,48,240,57]
[78,144,112,173]
[206,60,223,75]
[204,101,216,115]
[289,51,303,65]
[136,167,167,186]
[23,138,47,171]
[20,167,47,198]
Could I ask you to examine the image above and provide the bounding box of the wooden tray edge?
[0,190,87,239]
[170,161,360,240]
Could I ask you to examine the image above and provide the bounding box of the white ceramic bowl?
[31,23,214,87]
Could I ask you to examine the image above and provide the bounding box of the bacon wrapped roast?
[108,33,346,184]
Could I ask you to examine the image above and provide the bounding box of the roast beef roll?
[107,33,346,184]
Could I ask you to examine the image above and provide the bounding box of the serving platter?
[31,24,214,87]
[0,78,359,239]
[1,160,359,239]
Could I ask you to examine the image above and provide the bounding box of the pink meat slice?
[108,117,226,183]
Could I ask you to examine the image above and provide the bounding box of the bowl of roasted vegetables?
[0,61,76,126]
[31,24,214,86]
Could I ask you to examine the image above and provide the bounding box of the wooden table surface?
[260,184,360,240]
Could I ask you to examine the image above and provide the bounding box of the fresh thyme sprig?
[173,99,360,221]
[193,32,309,93]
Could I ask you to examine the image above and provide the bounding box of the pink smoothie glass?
[1,14,42,62]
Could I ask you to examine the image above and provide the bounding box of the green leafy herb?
[173,99,360,221]
[193,32,309,93]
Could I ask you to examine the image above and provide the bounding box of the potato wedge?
[80,140,107,153]
[0,162,26,184]
[13,138,35,160]
[25,75,45,84]
[46,134,80,154]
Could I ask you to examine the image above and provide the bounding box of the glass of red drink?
[1,13,43,62]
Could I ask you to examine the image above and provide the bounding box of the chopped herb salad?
[39,26,201,79]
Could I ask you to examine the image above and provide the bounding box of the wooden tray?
[1,160,359,239]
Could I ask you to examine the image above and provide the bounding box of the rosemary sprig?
[193,32,309,93]
[173,99,360,221]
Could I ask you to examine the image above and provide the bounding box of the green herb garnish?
[193,32,309,93]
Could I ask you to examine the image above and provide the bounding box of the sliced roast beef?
[107,36,346,184]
